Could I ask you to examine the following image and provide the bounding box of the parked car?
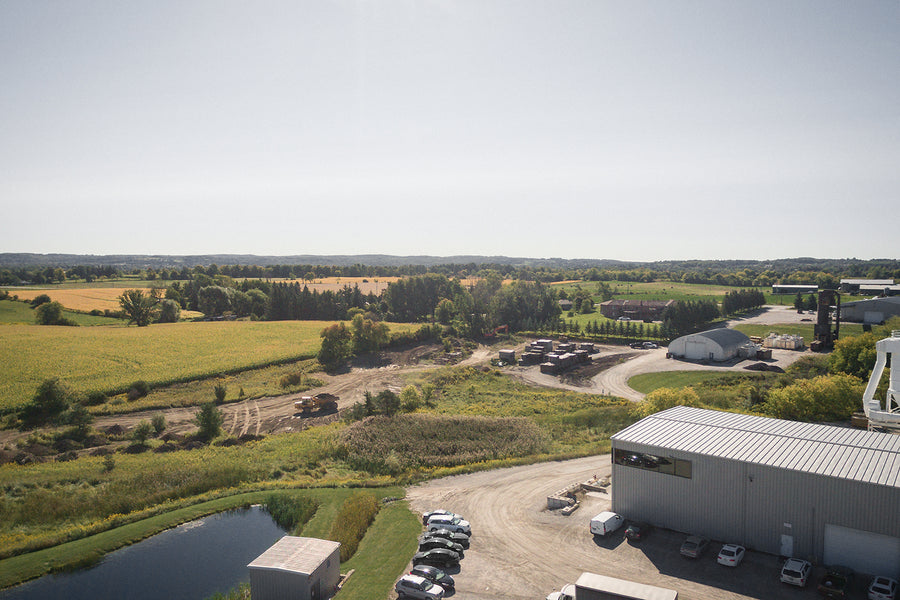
[409,565,455,591]
[422,509,461,525]
[624,522,653,542]
[412,548,461,569]
[418,536,465,557]
[546,584,576,600]
[869,576,898,600]
[642,342,659,349]
[817,566,854,598]
[426,515,471,536]
[781,558,813,587]
[590,511,625,536]
[679,535,709,558]
[630,342,644,349]
[395,574,445,599]
[421,528,470,549]
[716,544,746,567]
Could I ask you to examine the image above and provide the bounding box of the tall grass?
[327,491,379,561]
[263,492,319,534]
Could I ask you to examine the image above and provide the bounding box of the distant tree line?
[2,258,898,288]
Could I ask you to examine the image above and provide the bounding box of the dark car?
[418,536,465,557]
[413,549,461,569]
[817,566,854,598]
[421,529,470,549]
[624,522,653,541]
[409,565,456,591]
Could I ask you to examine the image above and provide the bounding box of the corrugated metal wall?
[612,440,900,562]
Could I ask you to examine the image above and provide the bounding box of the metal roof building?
[841,296,900,324]
[611,407,900,578]
[666,329,751,362]
[248,536,341,600]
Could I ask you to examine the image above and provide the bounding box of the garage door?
[824,524,900,578]
[684,340,707,360]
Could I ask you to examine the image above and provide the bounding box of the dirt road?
[406,456,819,600]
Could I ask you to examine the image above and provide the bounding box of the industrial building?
[666,329,751,362]
[840,278,896,294]
[771,283,818,295]
[840,296,900,324]
[611,407,900,579]
[248,536,341,600]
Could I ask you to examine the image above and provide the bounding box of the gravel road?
[405,456,823,600]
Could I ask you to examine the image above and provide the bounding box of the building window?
[614,448,691,479]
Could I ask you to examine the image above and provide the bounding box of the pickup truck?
[816,566,854,598]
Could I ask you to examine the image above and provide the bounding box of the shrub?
[127,381,150,401]
[194,402,224,440]
[132,420,153,444]
[279,373,306,389]
[214,382,227,404]
[151,413,167,434]
[84,391,107,406]
[327,491,379,561]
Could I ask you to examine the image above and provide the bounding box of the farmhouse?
[599,299,674,321]
[840,296,900,324]
[611,406,900,579]
[248,536,341,600]
[666,329,751,362]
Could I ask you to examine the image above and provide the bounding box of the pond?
[0,505,288,600]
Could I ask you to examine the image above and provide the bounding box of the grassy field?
[628,371,742,394]
[0,320,412,412]
[0,299,121,326]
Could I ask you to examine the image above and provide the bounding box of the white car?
[546,583,575,600]
[716,544,745,566]
[780,558,812,587]
[395,574,445,599]
[427,514,472,535]
[421,509,461,525]
[869,576,898,600]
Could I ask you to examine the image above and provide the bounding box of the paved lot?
[406,455,847,600]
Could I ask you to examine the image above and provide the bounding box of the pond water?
[0,505,288,600]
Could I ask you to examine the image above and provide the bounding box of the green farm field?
[0,320,415,412]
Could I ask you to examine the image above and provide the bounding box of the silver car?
[395,574,444,599]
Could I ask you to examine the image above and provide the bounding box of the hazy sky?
[2,1,897,261]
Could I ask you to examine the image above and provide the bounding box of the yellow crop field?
[0,320,412,411]
[259,276,400,295]
[10,288,152,314]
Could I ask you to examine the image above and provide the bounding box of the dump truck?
[294,393,339,416]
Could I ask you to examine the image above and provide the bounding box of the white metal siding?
[824,525,900,579]
[684,340,707,360]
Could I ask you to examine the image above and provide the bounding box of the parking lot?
[405,455,866,600]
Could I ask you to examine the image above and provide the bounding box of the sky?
[1,1,898,262]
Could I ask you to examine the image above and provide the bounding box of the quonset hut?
[666,329,750,362]
[611,406,900,578]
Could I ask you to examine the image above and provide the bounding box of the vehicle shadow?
[630,528,822,599]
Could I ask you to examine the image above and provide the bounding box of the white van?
[590,511,624,536]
